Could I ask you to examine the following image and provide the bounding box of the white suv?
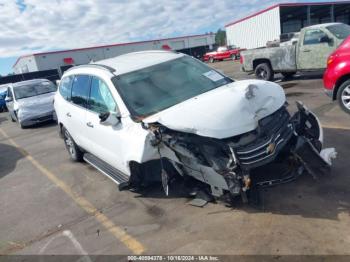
[55,51,334,205]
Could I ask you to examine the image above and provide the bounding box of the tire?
[63,127,83,161]
[281,72,296,79]
[231,54,237,60]
[255,63,274,81]
[209,57,215,63]
[336,79,350,115]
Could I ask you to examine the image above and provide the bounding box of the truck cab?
[297,23,347,70]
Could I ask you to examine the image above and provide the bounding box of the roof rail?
[67,64,116,73]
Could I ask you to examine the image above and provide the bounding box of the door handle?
[86,122,94,128]
[66,112,71,117]
[303,49,311,52]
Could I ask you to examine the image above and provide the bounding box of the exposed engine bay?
[134,102,336,206]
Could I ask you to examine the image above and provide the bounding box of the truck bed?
[242,45,297,73]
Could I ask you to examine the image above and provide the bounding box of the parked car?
[0,84,9,112]
[5,79,57,128]
[241,23,350,81]
[203,46,245,63]
[323,36,350,114]
[55,50,334,205]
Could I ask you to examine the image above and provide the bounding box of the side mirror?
[99,111,121,126]
[320,35,331,43]
[5,97,12,103]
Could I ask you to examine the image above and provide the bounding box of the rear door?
[67,75,91,148]
[84,76,126,172]
[298,29,335,70]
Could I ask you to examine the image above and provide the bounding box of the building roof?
[225,1,350,27]
[13,33,214,68]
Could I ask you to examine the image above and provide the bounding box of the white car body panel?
[144,80,286,139]
[55,51,333,202]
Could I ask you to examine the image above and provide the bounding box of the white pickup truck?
[241,23,350,81]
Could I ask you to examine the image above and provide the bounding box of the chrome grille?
[234,107,294,169]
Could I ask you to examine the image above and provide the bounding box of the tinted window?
[13,81,57,100]
[71,75,90,107]
[59,76,73,101]
[303,29,327,45]
[88,77,117,114]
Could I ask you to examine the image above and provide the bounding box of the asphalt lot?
[0,60,350,256]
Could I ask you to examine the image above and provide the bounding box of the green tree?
[215,29,226,46]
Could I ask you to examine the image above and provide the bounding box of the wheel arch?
[253,58,272,70]
[334,74,350,101]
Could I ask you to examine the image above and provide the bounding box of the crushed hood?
[143,80,286,139]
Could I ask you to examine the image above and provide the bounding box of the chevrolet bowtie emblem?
[266,143,276,154]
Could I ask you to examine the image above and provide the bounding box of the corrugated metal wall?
[226,6,281,49]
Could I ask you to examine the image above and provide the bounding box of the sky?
[0,0,339,75]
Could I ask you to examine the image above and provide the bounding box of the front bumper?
[19,111,55,127]
[234,103,330,183]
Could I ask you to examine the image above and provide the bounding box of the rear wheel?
[255,63,274,81]
[63,127,83,161]
[337,79,350,114]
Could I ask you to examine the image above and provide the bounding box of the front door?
[84,76,126,173]
[298,29,335,70]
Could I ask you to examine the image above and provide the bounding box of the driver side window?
[303,29,327,45]
[88,76,117,114]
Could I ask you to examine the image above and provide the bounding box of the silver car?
[5,79,57,128]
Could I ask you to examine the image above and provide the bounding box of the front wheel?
[231,54,237,60]
[337,79,350,114]
[255,63,274,81]
[63,127,83,161]
[209,57,215,63]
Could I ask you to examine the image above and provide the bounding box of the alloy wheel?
[341,85,350,110]
[64,130,75,156]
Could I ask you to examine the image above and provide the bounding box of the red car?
[203,46,245,63]
[324,36,350,114]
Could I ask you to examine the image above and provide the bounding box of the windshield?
[327,24,350,40]
[14,81,57,100]
[113,56,233,118]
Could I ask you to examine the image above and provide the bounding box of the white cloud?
[0,0,303,58]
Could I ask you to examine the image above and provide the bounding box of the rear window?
[59,76,74,101]
[71,75,90,107]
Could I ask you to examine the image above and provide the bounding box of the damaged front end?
[142,102,336,206]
